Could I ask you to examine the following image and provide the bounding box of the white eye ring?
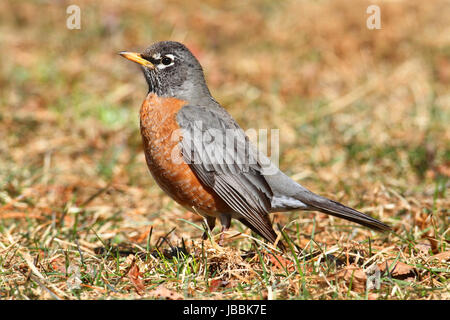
[157,54,175,69]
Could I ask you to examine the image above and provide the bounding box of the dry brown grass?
[0,0,448,300]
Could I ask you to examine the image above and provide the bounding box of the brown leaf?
[148,285,183,300]
[436,163,450,177]
[268,254,295,272]
[425,236,440,254]
[127,263,145,295]
[378,260,417,280]
[436,57,450,84]
[368,293,379,300]
[428,251,450,262]
[225,280,236,289]
[129,227,151,242]
[0,211,45,220]
[209,279,225,292]
[329,264,367,292]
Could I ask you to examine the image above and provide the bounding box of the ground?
[0,0,448,300]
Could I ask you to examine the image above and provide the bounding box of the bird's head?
[119,41,213,104]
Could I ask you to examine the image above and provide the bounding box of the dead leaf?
[378,260,417,280]
[148,285,183,300]
[368,293,379,300]
[268,254,295,272]
[127,262,145,295]
[329,264,367,292]
[436,57,450,84]
[425,236,439,254]
[1,211,45,220]
[428,251,450,262]
[209,279,228,292]
[129,227,151,243]
[436,163,450,177]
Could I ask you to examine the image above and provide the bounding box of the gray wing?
[176,104,279,244]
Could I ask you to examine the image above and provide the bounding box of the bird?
[119,41,390,250]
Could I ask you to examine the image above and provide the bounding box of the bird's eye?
[161,56,173,65]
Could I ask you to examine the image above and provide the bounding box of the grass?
[0,0,449,300]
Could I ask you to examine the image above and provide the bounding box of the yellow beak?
[119,51,154,69]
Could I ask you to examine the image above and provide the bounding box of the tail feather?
[295,190,390,232]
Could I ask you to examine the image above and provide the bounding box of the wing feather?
[176,105,278,244]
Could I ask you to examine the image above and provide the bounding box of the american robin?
[119,41,390,250]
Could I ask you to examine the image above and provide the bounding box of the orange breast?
[139,93,228,217]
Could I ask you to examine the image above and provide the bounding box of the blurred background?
[0,0,448,299]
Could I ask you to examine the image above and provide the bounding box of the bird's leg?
[219,226,229,246]
[218,214,231,246]
[202,216,216,240]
